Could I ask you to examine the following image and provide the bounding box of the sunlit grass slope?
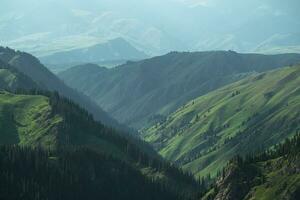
[0,91,127,157]
[0,91,62,147]
[144,65,300,177]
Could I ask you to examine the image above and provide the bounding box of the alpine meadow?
[0,0,300,200]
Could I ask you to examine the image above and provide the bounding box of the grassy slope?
[144,65,300,177]
[0,60,39,90]
[0,91,62,147]
[204,155,300,200]
[0,92,128,158]
[204,134,300,200]
[0,46,130,132]
[59,51,300,129]
[0,69,16,88]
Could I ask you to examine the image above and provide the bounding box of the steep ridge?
[143,65,300,177]
[40,38,147,66]
[204,133,300,200]
[59,51,300,129]
[0,46,129,132]
[0,91,61,146]
[0,60,39,90]
[0,91,202,199]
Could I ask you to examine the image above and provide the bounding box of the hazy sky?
[1,0,299,56]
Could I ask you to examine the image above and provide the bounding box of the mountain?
[0,90,202,199]
[143,65,300,178]
[204,133,300,200]
[1,0,299,56]
[40,38,148,66]
[0,59,39,90]
[0,50,202,199]
[59,51,300,129]
[254,33,300,54]
[0,46,129,132]
[45,60,126,74]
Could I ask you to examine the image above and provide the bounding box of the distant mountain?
[0,46,129,132]
[59,51,300,129]
[46,59,126,74]
[1,0,299,56]
[0,91,201,200]
[40,38,148,66]
[254,32,300,54]
[143,65,300,178]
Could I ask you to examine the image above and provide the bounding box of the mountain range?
[0,45,299,199]
[1,0,300,199]
[0,51,202,199]
[40,38,147,68]
[59,51,300,129]
[1,0,300,56]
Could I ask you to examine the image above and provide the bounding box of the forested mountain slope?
[0,60,39,90]
[0,91,202,200]
[144,65,300,178]
[0,46,128,131]
[204,133,300,200]
[59,51,300,129]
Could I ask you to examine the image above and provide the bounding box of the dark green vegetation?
[144,65,300,178]
[40,38,147,67]
[0,47,205,199]
[0,146,181,200]
[0,60,39,90]
[204,133,300,200]
[0,46,129,131]
[1,45,300,199]
[59,51,300,129]
[0,91,202,200]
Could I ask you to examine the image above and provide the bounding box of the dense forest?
[0,89,204,200]
[0,145,190,200]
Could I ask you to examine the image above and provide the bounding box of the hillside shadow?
[0,106,20,145]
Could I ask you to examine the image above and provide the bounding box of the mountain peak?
[40,37,148,65]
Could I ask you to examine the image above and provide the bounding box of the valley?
[0,1,300,199]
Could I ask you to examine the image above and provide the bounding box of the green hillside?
[59,50,300,129]
[0,60,39,90]
[0,90,153,161]
[0,146,181,200]
[0,91,202,199]
[204,133,300,200]
[0,91,61,147]
[0,69,17,89]
[143,65,300,177]
[0,46,129,132]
